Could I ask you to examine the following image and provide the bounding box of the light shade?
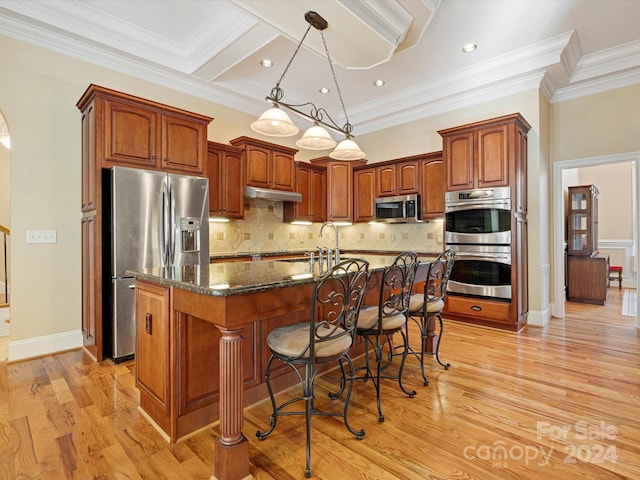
[251,107,299,137]
[295,125,337,150]
[329,138,366,160]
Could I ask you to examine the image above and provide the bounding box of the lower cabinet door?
[135,281,170,413]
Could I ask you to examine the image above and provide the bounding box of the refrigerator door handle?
[161,180,169,267]
[169,181,177,265]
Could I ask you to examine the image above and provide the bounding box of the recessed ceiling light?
[319,87,330,94]
[462,43,477,53]
[373,79,385,87]
[260,59,273,67]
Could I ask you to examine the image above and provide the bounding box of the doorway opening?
[0,110,11,361]
[552,152,639,327]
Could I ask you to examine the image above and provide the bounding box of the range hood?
[244,186,302,203]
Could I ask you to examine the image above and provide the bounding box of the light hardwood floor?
[0,288,638,479]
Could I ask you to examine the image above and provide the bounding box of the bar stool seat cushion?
[357,305,406,331]
[267,322,351,358]
[408,294,444,315]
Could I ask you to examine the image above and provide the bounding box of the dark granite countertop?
[210,249,441,261]
[127,253,433,297]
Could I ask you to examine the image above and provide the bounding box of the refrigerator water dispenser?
[180,217,201,253]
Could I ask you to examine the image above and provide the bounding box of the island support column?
[212,327,252,480]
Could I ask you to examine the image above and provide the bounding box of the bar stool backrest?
[309,258,371,361]
[368,252,420,335]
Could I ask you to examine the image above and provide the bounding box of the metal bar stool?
[355,251,420,422]
[256,258,371,478]
[405,249,456,386]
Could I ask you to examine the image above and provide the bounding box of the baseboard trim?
[527,305,552,327]
[8,330,84,362]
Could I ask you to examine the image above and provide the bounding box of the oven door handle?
[456,252,512,264]
[445,200,511,211]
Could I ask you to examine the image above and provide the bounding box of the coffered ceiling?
[1,0,639,135]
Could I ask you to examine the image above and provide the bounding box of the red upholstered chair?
[609,265,623,289]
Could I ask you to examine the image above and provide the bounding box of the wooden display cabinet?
[567,254,609,305]
[567,185,599,256]
[207,141,245,220]
[230,136,297,192]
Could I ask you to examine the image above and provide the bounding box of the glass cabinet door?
[567,185,598,256]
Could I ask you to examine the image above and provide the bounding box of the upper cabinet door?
[272,151,295,191]
[105,99,159,169]
[476,124,508,188]
[444,132,474,191]
[161,114,207,175]
[245,144,271,188]
[376,165,396,197]
[421,155,444,219]
[396,160,420,195]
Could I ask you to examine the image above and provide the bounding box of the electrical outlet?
[26,229,57,244]
[436,233,443,243]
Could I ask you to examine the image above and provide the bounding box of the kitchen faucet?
[319,221,340,265]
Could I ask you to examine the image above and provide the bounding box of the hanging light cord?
[264,12,355,138]
[319,29,352,135]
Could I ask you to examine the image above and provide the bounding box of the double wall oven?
[445,187,512,301]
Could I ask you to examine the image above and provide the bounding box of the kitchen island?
[128,254,432,480]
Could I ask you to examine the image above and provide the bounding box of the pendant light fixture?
[251,11,365,161]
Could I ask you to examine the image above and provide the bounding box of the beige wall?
[551,84,640,161]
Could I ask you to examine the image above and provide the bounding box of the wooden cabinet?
[207,141,245,219]
[135,281,170,418]
[440,114,531,331]
[81,211,99,351]
[353,167,376,222]
[567,254,609,304]
[230,136,297,191]
[102,95,209,175]
[439,114,530,192]
[567,185,599,256]
[375,160,419,197]
[283,162,326,223]
[310,157,367,223]
[76,84,212,360]
[351,152,443,223]
[420,151,444,219]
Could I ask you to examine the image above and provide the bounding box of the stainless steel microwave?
[374,194,421,223]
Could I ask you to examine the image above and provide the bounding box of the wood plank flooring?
[0,289,638,479]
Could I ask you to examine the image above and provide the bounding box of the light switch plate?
[26,229,57,244]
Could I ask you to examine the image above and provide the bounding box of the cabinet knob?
[151,155,157,160]
[163,157,169,162]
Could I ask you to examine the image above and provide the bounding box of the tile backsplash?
[209,198,444,254]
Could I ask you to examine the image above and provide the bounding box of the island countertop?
[127,253,434,297]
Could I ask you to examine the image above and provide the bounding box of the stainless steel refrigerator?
[104,166,209,363]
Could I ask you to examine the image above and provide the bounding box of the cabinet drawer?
[446,295,510,323]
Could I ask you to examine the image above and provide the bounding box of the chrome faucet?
[319,221,340,265]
